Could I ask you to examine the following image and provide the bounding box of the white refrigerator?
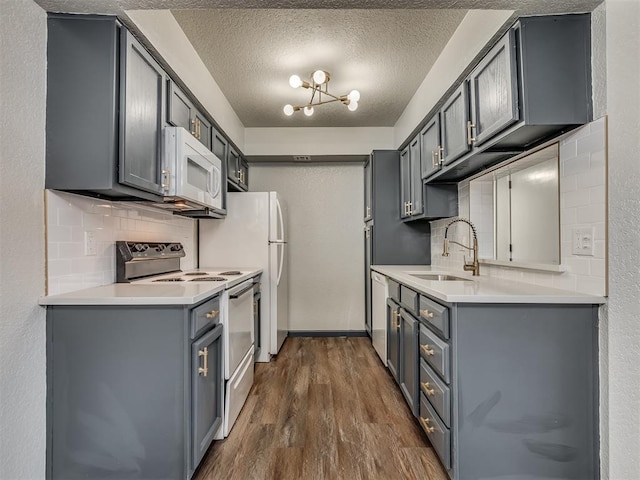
[199,192,289,362]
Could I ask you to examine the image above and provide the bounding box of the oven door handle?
[228,282,254,299]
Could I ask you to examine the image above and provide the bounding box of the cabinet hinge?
[508,180,512,189]
[509,244,513,252]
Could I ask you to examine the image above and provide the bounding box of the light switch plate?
[572,227,594,256]
[84,231,97,256]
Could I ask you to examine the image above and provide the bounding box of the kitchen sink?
[409,273,471,282]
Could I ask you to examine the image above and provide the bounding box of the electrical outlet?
[572,227,594,256]
[84,231,97,256]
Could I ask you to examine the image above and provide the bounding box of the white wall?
[244,127,394,156]
[46,191,197,295]
[249,164,364,332]
[126,10,245,150]
[393,9,514,147]
[604,1,640,478]
[0,1,47,478]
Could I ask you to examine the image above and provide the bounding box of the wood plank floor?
[194,337,448,480]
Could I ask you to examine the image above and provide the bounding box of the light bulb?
[347,89,361,102]
[312,70,327,84]
[348,101,358,112]
[289,75,302,88]
[304,106,314,117]
[283,104,294,116]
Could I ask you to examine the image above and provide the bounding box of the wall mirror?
[469,144,560,266]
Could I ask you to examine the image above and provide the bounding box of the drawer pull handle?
[421,382,435,396]
[420,416,436,433]
[421,344,435,356]
[205,310,219,319]
[198,347,209,377]
[420,309,434,318]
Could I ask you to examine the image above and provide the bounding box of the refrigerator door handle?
[275,197,285,242]
[277,243,285,286]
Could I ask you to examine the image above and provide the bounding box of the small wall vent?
[292,155,312,162]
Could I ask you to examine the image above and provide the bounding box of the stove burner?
[218,271,242,276]
[190,277,227,282]
[153,278,184,282]
[183,272,208,276]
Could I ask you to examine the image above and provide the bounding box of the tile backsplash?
[431,117,608,296]
[46,190,197,295]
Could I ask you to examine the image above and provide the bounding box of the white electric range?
[117,241,259,438]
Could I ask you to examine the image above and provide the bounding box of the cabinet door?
[192,324,223,470]
[400,147,411,219]
[227,145,240,184]
[441,82,471,165]
[211,128,228,163]
[167,80,194,132]
[420,114,441,180]
[119,31,166,195]
[238,157,249,191]
[194,110,212,151]
[409,135,423,216]
[400,309,419,416]
[469,29,519,147]
[364,156,372,221]
[364,224,372,335]
[387,299,401,383]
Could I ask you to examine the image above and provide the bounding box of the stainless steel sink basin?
[409,273,471,282]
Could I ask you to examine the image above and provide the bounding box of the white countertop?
[39,268,263,306]
[371,265,606,304]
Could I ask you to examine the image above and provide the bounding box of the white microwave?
[159,127,223,212]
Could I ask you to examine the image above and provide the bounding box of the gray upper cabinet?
[211,127,229,163]
[413,14,591,184]
[226,148,249,192]
[167,81,212,151]
[400,147,411,219]
[420,114,442,179]
[469,30,519,147]
[409,136,423,217]
[119,30,167,196]
[440,82,471,165]
[46,15,164,201]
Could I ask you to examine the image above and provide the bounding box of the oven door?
[225,280,255,378]
[176,129,222,210]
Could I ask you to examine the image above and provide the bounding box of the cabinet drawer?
[419,324,450,383]
[400,285,419,315]
[420,358,451,427]
[191,295,221,339]
[419,393,451,470]
[388,279,400,303]
[419,295,449,339]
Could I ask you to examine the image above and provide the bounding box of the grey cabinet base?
[46,304,220,480]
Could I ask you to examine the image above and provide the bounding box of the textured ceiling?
[33,0,602,128]
[172,9,467,127]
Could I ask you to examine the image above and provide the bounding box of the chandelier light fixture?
[283,70,360,117]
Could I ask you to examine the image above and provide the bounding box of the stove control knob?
[134,243,148,252]
[170,244,183,252]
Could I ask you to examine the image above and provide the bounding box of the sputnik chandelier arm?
[283,70,360,117]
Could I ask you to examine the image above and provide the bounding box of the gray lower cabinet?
[399,309,419,416]
[386,281,599,479]
[46,15,166,201]
[46,295,224,480]
[386,298,401,383]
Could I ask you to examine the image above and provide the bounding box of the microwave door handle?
[210,164,221,199]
